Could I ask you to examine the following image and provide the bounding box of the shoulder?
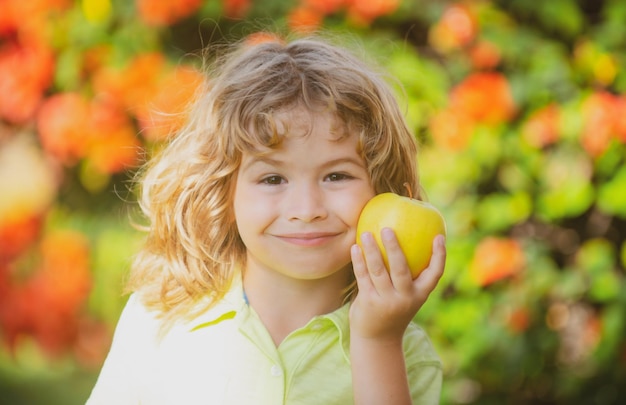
[403,322,443,403]
[403,321,442,367]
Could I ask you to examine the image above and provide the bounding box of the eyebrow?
[240,155,367,172]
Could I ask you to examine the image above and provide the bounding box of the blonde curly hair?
[127,35,421,328]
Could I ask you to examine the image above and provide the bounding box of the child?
[87,35,446,405]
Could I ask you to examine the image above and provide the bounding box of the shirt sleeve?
[403,323,443,404]
[85,294,159,405]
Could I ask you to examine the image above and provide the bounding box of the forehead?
[243,105,356,156]
[273,106,348,139]
[239,107,364,166]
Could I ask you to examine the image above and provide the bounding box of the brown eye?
[326,173,351,182]
[261,175,284,185]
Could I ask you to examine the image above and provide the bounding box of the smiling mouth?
[274,232,340,247]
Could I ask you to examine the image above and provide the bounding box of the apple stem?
[403,182,413,199]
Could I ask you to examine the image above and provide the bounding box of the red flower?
[37,231,92,315]
[346,0,399,24]
[468,40,501,70]
[428,107,474,150]
[137,0,202,26]
[522,103,561,148]
[87,98,141,173]
[92,52,167,114]
[37,93,92,164]
[0,40,54,124]
[450,72,516,125]
[429,3,478,53]
[222,0,251,19]
[288,6,324,33]
[0,215,44,262]
[580,91,626,156]
[0,0,71,38]
[0,230,91,356]
[470,237,526,286]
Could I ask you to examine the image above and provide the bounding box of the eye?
[261,175,285,185]
[325,172,352,182]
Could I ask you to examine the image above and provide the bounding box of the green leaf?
[597,165,626,218]
[54,48,82,91]
[476,192,532,232]
[576,238,616,276]
[538,0,584,37]
[589,270,621,302]
[537,179,594,220]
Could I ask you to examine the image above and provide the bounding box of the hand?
[349,228,446,342]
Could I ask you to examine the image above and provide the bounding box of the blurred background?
[1,0,625,403]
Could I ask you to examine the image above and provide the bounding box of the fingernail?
[381,227,394,241]
[351,244,361,255]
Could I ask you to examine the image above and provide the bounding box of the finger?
[351,244,374,293]
[413,234,447,297]
[380,228,413,292]
[359,231,393,293]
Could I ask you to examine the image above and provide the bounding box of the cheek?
[343,189,375,226]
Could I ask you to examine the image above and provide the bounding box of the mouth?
[274,232,341,247]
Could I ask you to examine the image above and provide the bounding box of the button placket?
[270,364,283,377]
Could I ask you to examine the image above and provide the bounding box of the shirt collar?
[186,273,352,362]
[187,273,247,332]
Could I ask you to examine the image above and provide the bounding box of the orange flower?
[0,229,91,356]
[37,93,92,164]
[135,65,204,142]
[222,0,251,19]
[87,98,141,173]
[613,95,626,143]
[37,230,91,315]
[450,72,516,125]
[92,52,167,114]
[0,40,54,124]
[428,107,474,150]
[470,237,526,286]
[0,215,44,262]
[522,103,561,148]
[288,6,324,33]
[580,91,626,156]
[137,0,202,26]
[346,0,399,24]
[468,40,501,70]
[0,0,71,39]
[244,32,285,47]
[429,3,478,53]
[305,0,345,14]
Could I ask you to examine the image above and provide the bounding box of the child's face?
[234,107,376,284]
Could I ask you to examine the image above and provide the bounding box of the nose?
[284,182,328,222]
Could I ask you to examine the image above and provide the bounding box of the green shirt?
[87,277,442,404]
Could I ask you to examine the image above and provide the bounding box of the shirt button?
[270,365,283,377]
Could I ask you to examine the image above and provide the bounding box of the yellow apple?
[356,192,446,278]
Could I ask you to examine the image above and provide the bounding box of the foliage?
[1,0,625,403]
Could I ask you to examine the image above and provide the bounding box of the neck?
[242,263,350,346]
